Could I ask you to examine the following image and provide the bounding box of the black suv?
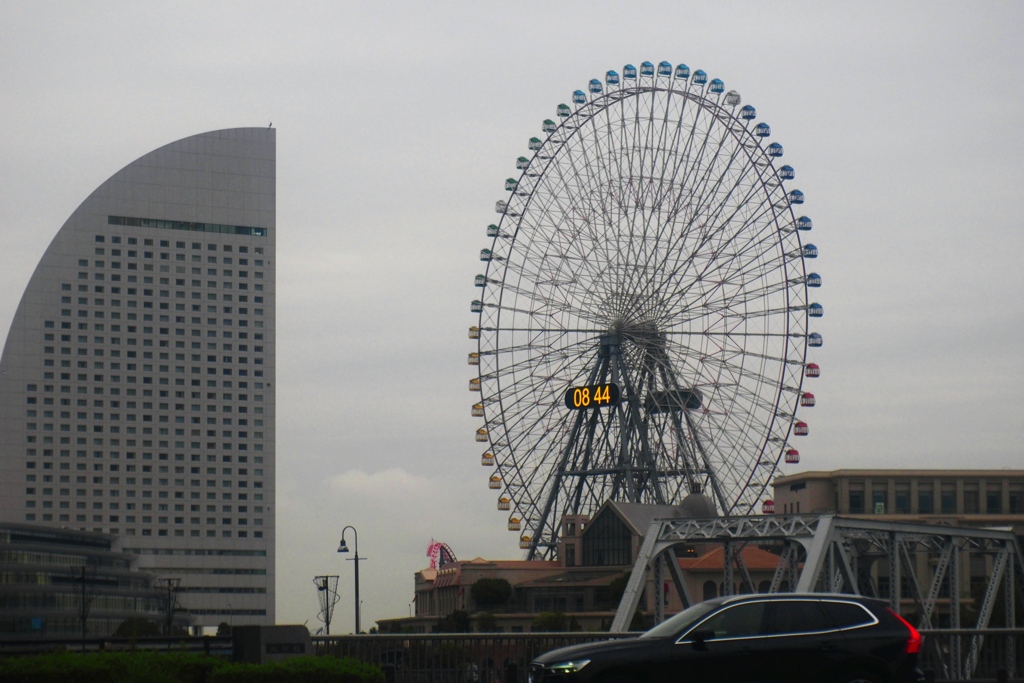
[529,594,923,683]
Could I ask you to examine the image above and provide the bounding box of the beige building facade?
[772,470,1024,531]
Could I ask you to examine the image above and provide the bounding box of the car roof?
[713,593,885,608]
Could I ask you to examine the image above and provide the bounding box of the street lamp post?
[337,526,365,633]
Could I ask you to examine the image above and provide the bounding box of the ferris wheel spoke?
[473,63,820,556]
[658,141,790,282]
[663,195,784,307]
[676,207,797,298]
[540,139,626,292]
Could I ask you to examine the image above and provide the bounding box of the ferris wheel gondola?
[470,61,824,558]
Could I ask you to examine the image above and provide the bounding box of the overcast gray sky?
[1,1,1022,631]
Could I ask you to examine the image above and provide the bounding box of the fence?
[314,632,633,683]
[316,631,1024,683]
[0,635,232,658]
[4,630,1024,681]
[920,629,1022,681]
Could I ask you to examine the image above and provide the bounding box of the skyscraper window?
[0,128,275,628]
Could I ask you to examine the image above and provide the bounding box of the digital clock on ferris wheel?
[564,383,621,410]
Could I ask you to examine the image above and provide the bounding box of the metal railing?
[0,635,232,658]
[315,630,1024,683]
[3,630,1024,681]
[920,629,1022,681]
[314,632,633,683]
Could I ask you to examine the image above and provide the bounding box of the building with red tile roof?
[378,496,781,633]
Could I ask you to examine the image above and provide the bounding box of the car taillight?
[886,608,922,654]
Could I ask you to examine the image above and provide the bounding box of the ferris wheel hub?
[470,60,823,559]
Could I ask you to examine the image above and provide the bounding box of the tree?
[436,610,472,633]
[629,608,647,632]
[382,620,415,634]
[531,612,568,632]
[113,617,160,638]
[470,578,513,611]
[216,622,232,636]
[607,572,630,603]
[476,612,498,632]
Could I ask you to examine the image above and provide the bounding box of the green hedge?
[0,651,221,683]
[211,656,384,683]
[0,652,382,683]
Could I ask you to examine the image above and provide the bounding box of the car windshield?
[639,601,722,639]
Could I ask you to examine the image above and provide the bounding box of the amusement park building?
[378,498,781,633]
[0,128,276,628]
[385,472,1024,634]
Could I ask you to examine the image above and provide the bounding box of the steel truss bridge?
[612,515,1024,680]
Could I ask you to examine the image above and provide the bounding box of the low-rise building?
[772,469,1024,532]
[770,469,1024,628]
[0,522,188,638]
[380,495,781,633]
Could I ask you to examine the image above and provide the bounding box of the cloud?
[1,0,1022,632]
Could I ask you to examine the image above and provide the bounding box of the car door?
[760,599,838,683]
[669,601,770,683]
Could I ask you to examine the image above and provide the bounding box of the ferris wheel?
[469,61,823,560]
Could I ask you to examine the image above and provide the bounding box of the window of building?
[1011,487,1024,514]
[987,488,1002,514]
[963,487,979,514]
[894,484,911,514]
[918,486,934,514]
[871,485,886,514]
[580,511,632,567]
[941,485,956,514]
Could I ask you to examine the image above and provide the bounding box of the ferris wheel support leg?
[606,339,638,501]
[569,403,609,513]
[657,359,706,494]
[612,349,666,504]
[668,408,703,494]
[527,353,609,560]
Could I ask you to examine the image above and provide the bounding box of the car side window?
[820,600,876,630]
[696,602,767,639]
[764,600,832,635]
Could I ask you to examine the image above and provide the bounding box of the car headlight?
[545,659,591,674]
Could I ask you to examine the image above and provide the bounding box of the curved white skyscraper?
[0,128,275,627]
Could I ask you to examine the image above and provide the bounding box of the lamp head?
[338,539,349,554]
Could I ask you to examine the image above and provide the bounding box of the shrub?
[435,610,472,633]
[475,612,498,632]
[469,578,512,610]
[210,655,384,683]
[0,651,224,683]
[114,617,161,638]
[531,612,568,632]
[0,652,381,683]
